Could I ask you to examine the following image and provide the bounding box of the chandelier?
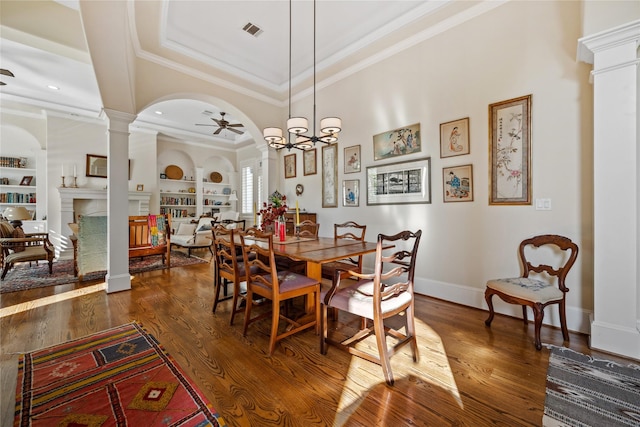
[263,0,341,151]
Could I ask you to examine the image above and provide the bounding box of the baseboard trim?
[414,277,592,334]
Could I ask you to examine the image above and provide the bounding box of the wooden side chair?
[276,220,320,274]
[240,227,321,355]
[321,221,366,283]
[211,226,257,325]
[297,219,319,238]
[321,229,422,386]
[484,234,579,350]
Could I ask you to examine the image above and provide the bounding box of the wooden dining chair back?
[297,220,319,239]
[240,227,321,355]
[321,221,367,283]
[211,225,256,325]
[321,229,422,385]
[484,234,579,350]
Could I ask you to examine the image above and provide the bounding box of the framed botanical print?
[322,144,338,208]
[284,153,296,179]
[303,148,317,176]
[343,179,359,207]
[344,145,361,174]
[443,164,473,202]
[489,94,532,205]
[440,117,470,158]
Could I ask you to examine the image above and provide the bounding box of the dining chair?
[276,220,320,275]
[484,234,579,350]
[211,225,256,325]
[297,220,319,238]
[321,229,422,386]
[240,227,321,355]
[321,221,366,283]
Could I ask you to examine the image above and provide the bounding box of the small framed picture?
[303,148,317,176]
[440,117,470,158]
[443,164,473,202]
[136,184,144,191]
[284,153,296,179]
[343,179,359,207]
[20,176,33,186]
[344,145,361,174]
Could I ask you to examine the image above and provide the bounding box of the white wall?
[279,0,595,333]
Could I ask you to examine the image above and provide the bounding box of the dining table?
[245,235,385,313]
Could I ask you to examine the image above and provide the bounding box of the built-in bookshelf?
[0,155,38,220]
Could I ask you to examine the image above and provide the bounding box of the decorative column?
[103,109,137,293]
[578,20,640,359]
[258,144,278,202]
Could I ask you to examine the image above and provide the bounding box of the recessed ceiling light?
[154,111,163,115]
[47,85,60,90]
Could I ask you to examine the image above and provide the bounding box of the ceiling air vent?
[242,22,263,37]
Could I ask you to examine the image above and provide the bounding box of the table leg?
[305,261,322,314]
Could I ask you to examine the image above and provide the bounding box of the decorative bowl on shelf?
[210,172,223,183]
[222,187,231,195]
[165,165,183,180]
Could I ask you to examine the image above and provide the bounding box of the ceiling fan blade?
[227,123,243,128]
[195,124,217,126]
[213,127,223,135]
[0,69,14,77]
[228,128,244,135]
[213,118,224,126]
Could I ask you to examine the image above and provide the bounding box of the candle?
[73,165,77,178]
[253,202,257,226]
[61,164,64,176]
[296,200,300,225]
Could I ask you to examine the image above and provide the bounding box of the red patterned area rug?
[14,322,226,427]
[1,251,208,294]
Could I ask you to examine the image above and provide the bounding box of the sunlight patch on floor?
[0,282,107,318]
[333,318,462,426]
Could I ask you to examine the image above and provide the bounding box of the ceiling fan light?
[263,127,283,143]
[287,117,308,134]
[320,117,341,134]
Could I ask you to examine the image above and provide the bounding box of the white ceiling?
[0,0,498,147]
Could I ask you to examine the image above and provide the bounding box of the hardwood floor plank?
[1,262,637,427]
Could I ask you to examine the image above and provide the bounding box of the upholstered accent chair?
[0,220,54,280]
[484,234,579,350]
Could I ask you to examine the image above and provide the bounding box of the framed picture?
[489,94,532,205]
[322,144,338,208]
[372,123,421,161]
[440,117,470,158]
[303,148,317,176]
[284,153,296,179]
[344,145,361,174]
[443,164,473,202]
[86,154,107,178]
[366,157,431,205]
[343,179,360,207]
[20,176,33,186]
[136,184,144,191]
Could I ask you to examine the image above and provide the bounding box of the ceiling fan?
[0,69,15,86]
[196,112,244,135]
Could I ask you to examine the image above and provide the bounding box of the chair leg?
[320,303,329,355]
[48,259,53,274]
[522,305,529,325]
[373,314,394,386]
[1,263,10,280]
[268,299,280,355]
[242,288,254,337]
[533,303,544,351]
[212,274,222,313]
[406,304,419,362]
[484,290,495,326]
[559,300,570,342]
[229,280,242,326]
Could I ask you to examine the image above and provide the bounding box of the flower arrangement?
[258,190,288,231]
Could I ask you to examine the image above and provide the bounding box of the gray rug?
[544,345,640,426]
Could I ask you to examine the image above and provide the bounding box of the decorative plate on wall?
[165,165,183,180]
[210,172,223,183]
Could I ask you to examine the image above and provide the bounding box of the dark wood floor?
[1,258,635,427]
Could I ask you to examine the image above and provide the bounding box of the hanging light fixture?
[263,0,341,151]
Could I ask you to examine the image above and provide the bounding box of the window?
[241,159,262,217]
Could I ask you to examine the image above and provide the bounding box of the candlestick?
[61,176,66,188]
